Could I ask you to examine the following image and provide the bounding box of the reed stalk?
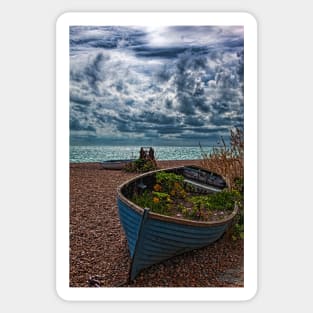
[200,128,244,191]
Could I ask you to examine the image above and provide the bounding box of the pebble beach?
[70,160,243,287]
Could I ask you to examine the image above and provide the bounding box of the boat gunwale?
[117,166,239,227]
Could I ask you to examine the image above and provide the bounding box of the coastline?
[70,160,243,287]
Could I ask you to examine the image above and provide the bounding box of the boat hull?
[117,166,238,281]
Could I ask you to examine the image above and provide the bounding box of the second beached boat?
[117,165,239,281]
[101,159,135,170]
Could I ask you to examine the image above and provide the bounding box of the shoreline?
[70,159,243,287]
[70,159,203,166]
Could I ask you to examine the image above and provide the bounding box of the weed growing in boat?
[132,190,171,215]
[131,171,241,222]
[155,172,184,191]
[182,190,242,221]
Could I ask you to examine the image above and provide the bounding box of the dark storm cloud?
[172,51,211,115]
[133,45,185,58]
[184,116,205,127]
[70,92,91,106]
[84,53,108,92]
[70,26,147,54]
[237,50,244,83]
[164,98,173,109]
[92,111,113,125]
[70,52,110,95]
[71,104,89,114]
[70,118,96,132]
[185,126,229,134]
[177,132,223,142]
[210,111,243,128]
[222,37,244,49]
[138,111,178,125]
[156,64,173,82]
[70,25,244,144]
[116,122,133,133]
[110,110,183,136]
[154,126,183,134]
[132,45,209,59]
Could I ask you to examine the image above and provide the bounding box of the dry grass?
[200,128,243,190]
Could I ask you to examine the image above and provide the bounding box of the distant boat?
[101,159,135,170]
[117,165,238,281]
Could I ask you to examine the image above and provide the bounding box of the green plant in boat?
[156,172,183,190]
[132,172,242,224]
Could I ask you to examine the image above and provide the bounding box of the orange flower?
[174,182,181,189]
[153,197,160,203]
[153,184,162,191]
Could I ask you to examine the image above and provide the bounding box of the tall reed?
[200,128,243,191]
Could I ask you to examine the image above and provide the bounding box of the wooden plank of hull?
[117,198,142,257]
[130,216,229,281]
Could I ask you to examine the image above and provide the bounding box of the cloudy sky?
[70,25,244,146]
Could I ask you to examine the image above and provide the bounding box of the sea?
[70,145,213,163]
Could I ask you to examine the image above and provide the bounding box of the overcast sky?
[70,25,244,146]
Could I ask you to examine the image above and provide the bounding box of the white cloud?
[70,26,244,145]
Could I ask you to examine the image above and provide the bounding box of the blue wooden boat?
[117,166,238,281]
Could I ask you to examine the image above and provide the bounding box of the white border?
[56,12,258,301]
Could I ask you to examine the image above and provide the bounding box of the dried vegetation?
[200,128,244,191]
